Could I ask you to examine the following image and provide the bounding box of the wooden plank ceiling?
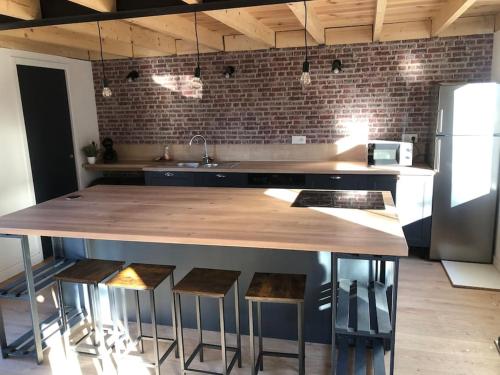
[0,0,499,60]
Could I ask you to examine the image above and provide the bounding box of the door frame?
[11,56,82,191]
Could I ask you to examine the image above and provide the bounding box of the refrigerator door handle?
[434,137,442,173]
[436,109,444,134]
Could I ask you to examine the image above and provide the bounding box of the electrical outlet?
[402,133,418,143]
[292,136,306,144]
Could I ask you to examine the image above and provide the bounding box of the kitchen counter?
[0,185,408,256]
[85,160,434,176]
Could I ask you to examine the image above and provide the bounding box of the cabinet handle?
[164,172,175,177]
[329,176,342,180]
[216,174,226,178]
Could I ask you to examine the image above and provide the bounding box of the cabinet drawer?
[196,172,247,187]
[306,174,366,190]
[145,171,195,186]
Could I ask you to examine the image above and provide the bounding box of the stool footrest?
[184,342,240,375]
[261,350,299,359]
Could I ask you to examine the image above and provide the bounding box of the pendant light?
[300,0,311,86]
[191,11,203,90]
[97,21,112,97]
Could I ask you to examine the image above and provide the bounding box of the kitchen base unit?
[0,186,408,374]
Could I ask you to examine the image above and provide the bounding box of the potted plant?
[82,141,99,164]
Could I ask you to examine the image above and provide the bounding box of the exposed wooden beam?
[58,21,176,55]
[183,0,275,47]
[0,0,40,20]
[287,1,325,44]
[205,9,275,46]
[65,0,177,55]
[326,26,372,45]
[68,0,116,13]
[432,0,478,36]
[130,15,224,51]
[0,26,132,56]
[381,20,431,41]
[373,0,387,42]
[0,35,91,59]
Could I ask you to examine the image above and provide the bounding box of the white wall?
[0,48,100,282]
[492,31,500,271]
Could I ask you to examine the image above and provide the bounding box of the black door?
[17,65,78,258]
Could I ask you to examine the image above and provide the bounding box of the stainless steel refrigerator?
[430,83,500,263]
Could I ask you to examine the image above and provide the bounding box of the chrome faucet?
[189,135,213,165]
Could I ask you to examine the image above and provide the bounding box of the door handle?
[69,154,74,159]
[164,172,175,177]
[434,138,442,173]
[437,109,444,134]
[330,176,342,180]
[216,174,226,178]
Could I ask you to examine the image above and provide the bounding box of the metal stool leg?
[219,297,227,375]
[257,301,263,371]
[122,289,130,344]
[150,290,160,375]
[135,290,144,353]
[298,302,305,375]
[87,284,97,346]
[169,275,179,358]
[109,287,122,354]
[234,280,241,368]
[195,295,203,362]
[57,280,69,356]
[175,293,186,373]
[248,300,256,375]
[92,284,105,356]
[57,280,67,333]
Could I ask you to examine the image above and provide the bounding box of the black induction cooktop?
[292,190,385,210]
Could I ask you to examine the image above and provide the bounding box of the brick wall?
[92,34,493,145]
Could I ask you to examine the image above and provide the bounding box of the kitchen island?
[0,185,407,374]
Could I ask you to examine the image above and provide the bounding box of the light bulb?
[192,76,203,90]
[102,79,112,97]
[300,61,311,86]
[192,66,203,90]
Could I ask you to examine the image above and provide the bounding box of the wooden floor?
[0,257,499,374]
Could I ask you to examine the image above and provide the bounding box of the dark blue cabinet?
[145,171,195,186]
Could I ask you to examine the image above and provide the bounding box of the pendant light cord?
[304,0,308,62]
[97,21,107,81]
[194,12,200,68]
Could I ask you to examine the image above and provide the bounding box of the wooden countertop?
[85,160,434,176]
[0,185,408,257]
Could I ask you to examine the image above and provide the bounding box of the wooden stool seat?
[54,259,124,284]
[173,268,241,297]
[245,272,306,303]
[106,263,175,290]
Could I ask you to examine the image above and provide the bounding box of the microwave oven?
[367,140,413,166]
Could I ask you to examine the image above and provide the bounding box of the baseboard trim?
[494,254,500,273]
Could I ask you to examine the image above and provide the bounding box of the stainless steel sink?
[176,162,200,168]
[174,161,239,169]
[200,163,219,168]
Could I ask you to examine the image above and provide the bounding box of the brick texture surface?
[92,35,493,145]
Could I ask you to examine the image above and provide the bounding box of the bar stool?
[245,272,307,375]
[55,259,125,357]
[173,268,242,375]
[105,263,178,375]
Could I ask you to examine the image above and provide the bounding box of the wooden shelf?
[335,280,392,339]
[0,258,76,300]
